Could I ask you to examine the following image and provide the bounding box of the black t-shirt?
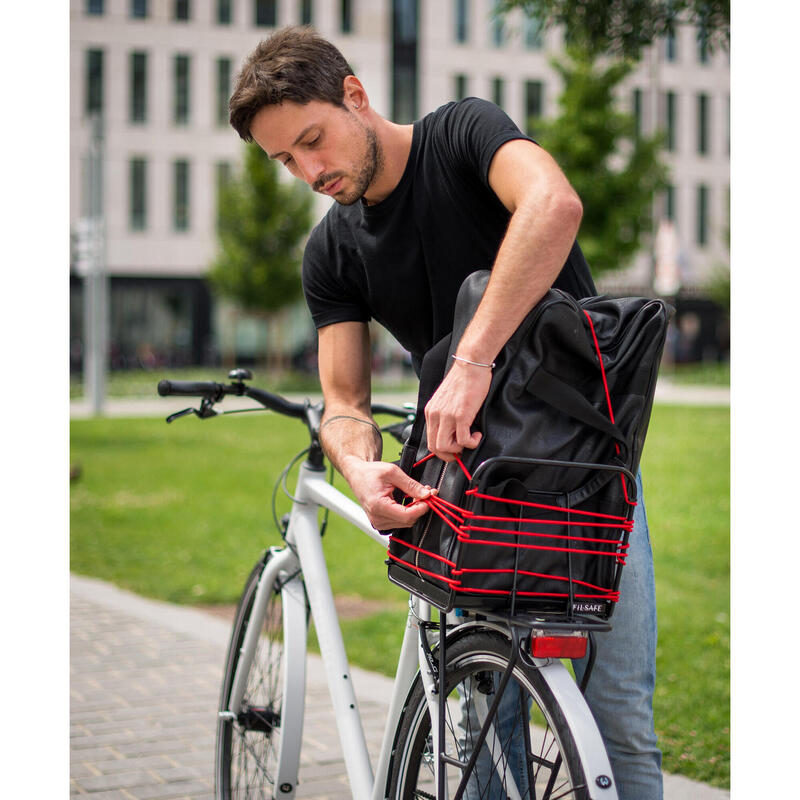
[302,97,596,372]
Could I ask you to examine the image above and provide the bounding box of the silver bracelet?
[451,354,496,370]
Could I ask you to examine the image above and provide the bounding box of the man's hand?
[341,456,434,531]
[424,360,492,461]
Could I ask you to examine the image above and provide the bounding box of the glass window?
[392,0,418,123]
[216,58,232,127]
[525,15,544,49]
[663,90,677,152]
[86,0,104,14]
[86,49,104,115]
[131,0,148,18]
[662,184,676,222]
[491,0,505,47]
[524,80,543,135]
[492,76,504,109]
[697,27,710,63]
[633,88,643,137]
[174,0,190,20]
[255,0,277,26]
[129,158,147,230]
[174,54,191,125]
[130,52,148,123]
[217,0,232,24]
[697,93,710,155]
[300,0,313,25]
[216,161,233,225]
[455,0,469,44]
[664,30,677,61]
[696,184,709,246]
[454,74,468,101]
[341,0,353,34]
[174,160,190,231]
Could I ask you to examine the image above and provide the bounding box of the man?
[229,26,662,800]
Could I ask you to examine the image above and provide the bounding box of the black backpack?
[387,271,673,617]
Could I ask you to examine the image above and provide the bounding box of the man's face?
[250,100,382,205]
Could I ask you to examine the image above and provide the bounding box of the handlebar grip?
[157,379,223,398]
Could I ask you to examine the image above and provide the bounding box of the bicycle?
[158,368,622,800]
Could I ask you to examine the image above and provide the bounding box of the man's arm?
[424,138,583,459]
[317,321,433,530]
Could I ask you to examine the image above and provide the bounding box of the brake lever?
[165,407,198,424]
[165,397,219,424]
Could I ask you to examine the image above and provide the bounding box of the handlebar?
[157,373,413,431]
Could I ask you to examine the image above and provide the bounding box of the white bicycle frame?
[222,458,619,800]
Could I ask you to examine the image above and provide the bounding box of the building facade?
[70,0,730,371]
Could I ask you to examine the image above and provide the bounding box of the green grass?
[70,403,729,788]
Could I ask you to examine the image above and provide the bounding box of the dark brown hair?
[229,26,354,141]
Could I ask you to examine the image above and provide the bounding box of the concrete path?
[69,379,729,420]
[70,574,729,799]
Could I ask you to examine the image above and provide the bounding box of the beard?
[313,123,384,206]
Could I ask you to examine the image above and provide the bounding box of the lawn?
[70,402,729,788]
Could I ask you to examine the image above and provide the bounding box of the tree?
[498,0,729,59]
[209,142,313,315]
[533,47,669,276]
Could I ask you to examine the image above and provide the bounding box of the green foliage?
[497,0,730,59]
[209,143,314,313]
[534,48,668,275]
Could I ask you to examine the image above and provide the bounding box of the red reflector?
[531,634,588,659]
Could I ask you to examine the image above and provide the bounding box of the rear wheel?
[215,554,288,799]
[388,629,590,799]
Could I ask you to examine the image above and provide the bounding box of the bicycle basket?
[386,272,672,618]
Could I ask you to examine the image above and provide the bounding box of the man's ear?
[342,75,368,112]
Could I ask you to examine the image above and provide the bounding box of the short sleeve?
[442,98,535,187]
[302,217,371,329]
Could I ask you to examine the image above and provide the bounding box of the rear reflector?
[531,634,588,659]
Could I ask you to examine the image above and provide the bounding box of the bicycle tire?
[215,553,290,799]
[387,629,590,800]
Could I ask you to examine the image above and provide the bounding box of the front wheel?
[387,629,590,800]
[215,553,293,799]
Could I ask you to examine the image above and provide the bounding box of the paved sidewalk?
[71,574,729,799]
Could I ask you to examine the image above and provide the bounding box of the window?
[455,0,469,44]
[130,0,148,18]
[129,158,147,230]
[216,161,233,225]
[633,88,643,138]
[491,0,505,47]
[696,184,709,246]
[663,90,677,152]
[217,0,232,24]
[216,58,232,126]
[697,93,710,155]
[174,160,190,231]
[664,30,677,62]
[697,27,710,63]
[525,15,544,50]
[129,52,147,123]
[524,80,543,135]
[174,0,190,20]
[300,0,313,25]
[492,76,504,109]
[86,49,104,115]
[86,0,104,14]
[174,54,191,125]
[341,0,353,34]
[255,0,277,27]
[454,74,468,101]
[392,0,418,123]
[661,184,676,222]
